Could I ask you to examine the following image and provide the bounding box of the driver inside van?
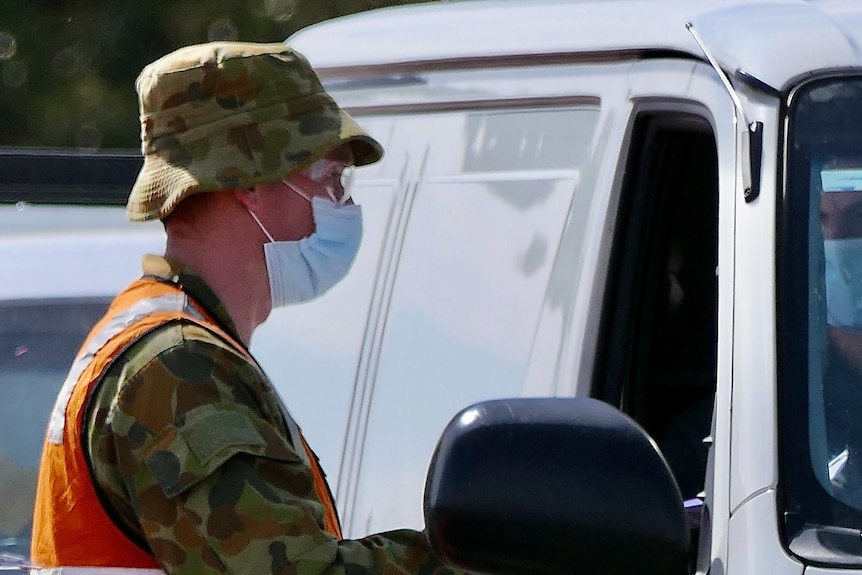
[31,42,465,575]
[819,159,862,495]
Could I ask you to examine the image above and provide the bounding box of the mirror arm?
[686,22,764,203]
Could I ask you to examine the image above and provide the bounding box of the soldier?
[31,42,458,575]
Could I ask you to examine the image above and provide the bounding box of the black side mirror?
[424,397,689,575]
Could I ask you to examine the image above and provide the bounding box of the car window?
[0,299,110,559]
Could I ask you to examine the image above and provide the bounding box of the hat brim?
[127,106,383,222]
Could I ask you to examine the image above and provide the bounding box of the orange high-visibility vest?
[32,278,341,571]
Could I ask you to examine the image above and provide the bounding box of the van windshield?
[781,75,862,554]
[0,299,108,563]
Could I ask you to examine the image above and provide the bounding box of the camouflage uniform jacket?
[84,254,454,575]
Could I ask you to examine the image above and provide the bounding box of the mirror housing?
[424,397,688,575]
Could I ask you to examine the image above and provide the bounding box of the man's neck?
[164,244,269,347]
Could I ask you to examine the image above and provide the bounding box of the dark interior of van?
[595,111,719,569]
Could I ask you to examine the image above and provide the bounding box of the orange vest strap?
[46,291,204,444]
[298,434,343,539]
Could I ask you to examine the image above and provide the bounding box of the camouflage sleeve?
[87,324,461,575]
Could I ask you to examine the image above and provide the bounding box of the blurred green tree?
[0,0,435,150]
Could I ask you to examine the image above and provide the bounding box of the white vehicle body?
[2,0,862,572]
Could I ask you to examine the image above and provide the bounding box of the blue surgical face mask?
[248,196,362,307]
[824,237,862,329]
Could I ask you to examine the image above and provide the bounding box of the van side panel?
[252,62,637,536]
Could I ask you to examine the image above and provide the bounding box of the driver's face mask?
[247,159,362,307]
[820,169,862,329]
[825,237,862,329]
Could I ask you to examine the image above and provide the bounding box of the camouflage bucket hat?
[127,42,384,222]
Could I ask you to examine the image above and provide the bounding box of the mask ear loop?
[246,208,275,242]
[324,185,339,204]
[283,179,314,203]
[284,177,350,206]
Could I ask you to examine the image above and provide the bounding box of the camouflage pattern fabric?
[127,42,383,222]
[85,255,459,575]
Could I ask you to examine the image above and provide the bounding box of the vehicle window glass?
[0,299,110,558]
[782,76,862,542]
[339,107,597,535]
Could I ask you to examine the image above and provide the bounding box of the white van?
[3,0,862,572]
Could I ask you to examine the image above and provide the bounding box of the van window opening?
[595,112,719,571]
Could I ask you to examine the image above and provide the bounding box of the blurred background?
[0,0,434,149]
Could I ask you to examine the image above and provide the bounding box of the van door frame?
[603,59,740,573]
